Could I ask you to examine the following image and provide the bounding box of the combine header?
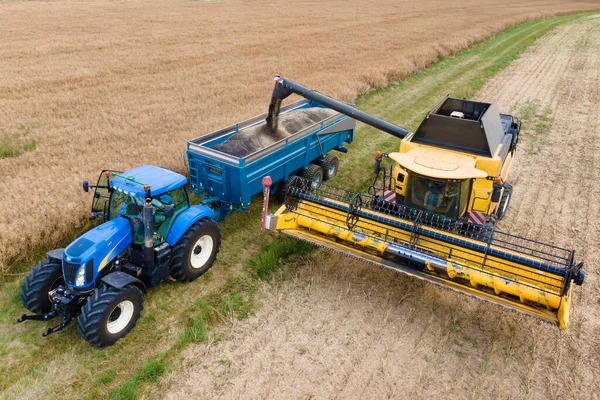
[264,77,584,329]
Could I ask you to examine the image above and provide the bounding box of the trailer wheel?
[77,284,143,347]
[20,258,64,314]
[275,175,295,203]
[497,183,512,220]
[302,164,324,190]
[170,218,221,282]
[319,155,339,181]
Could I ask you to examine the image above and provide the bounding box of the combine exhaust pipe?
[267,76,411,139]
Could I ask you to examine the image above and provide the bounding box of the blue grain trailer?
[186,99,355,220]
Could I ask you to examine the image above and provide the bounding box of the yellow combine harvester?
[263,77,585,329]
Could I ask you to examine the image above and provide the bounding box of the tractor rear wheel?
[170,218,221,282]
[77,284,144,347]
[497,183,513,220]
[20,257,64,314]
[319,154,339,181]
[301,164,324,190]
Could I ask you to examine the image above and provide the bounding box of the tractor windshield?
[405,175,470,220]
[109,191,146,243]
[109,187,190,245]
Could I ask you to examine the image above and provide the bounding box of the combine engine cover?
[265,177,584,329]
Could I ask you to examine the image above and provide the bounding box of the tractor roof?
[110,165,187,197]
[412,96,507,157]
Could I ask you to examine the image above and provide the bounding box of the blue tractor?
[18,165,221,347]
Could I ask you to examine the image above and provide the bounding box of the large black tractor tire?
[319,154,339,181]
[301,164,324,190]
[170,218,221,282]
[20,258,64,314]
[77,284,144,347]
[497,183,513,220]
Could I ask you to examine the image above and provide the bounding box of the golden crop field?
[1,0,598,276]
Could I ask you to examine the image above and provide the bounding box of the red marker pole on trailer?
[261,176,273,232]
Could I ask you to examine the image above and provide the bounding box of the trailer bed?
[187,99,355,219]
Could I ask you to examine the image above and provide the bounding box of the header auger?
[264,76,584,329]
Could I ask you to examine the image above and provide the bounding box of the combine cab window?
[405,175,470,220]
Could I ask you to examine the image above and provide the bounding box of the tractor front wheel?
[77,284,144,347]
[21,257,64,314]
[170,218,221,282]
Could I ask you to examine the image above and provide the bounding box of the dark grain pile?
[211,107,338,157]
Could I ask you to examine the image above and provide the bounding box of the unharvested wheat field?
[1,0,600,276]
[158,16,600,399]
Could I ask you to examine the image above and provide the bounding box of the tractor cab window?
[151,187,189,243]
[110,191,145,244]
[405,175,470,220]
[108,187,189,245]
[90,170,120,222]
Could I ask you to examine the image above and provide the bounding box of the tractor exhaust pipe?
[144,198,155,269]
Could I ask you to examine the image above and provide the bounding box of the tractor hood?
[62,217,132,289]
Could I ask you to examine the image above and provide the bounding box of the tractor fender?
[46,248,65,263]
[166,204,216,246]
[101,271,147,294]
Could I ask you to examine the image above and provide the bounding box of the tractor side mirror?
[163,206,174,219]
[82,180,89,193]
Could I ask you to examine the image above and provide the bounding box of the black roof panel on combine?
[412,97,507,157]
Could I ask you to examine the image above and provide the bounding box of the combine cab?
[377,96,520,226]
[263,76,584,329]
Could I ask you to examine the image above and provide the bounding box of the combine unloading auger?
[265,177,584,329]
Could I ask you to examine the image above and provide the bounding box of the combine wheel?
[170,218,221,282]
[301,164,324,190]
[20,258,64,314]
[319,154,339,181]
[497,183,513,220]
[77,284,144,347]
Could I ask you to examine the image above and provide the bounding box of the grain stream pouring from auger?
[263,76,585,330]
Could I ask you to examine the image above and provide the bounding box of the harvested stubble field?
[1,1,600,400]
[159,15,600,399]
[1,0,600,276]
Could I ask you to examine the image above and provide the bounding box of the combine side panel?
[266,178,583,329]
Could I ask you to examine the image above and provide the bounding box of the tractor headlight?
[75,264,86,287]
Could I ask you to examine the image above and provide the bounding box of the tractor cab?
[85,165,190,245]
